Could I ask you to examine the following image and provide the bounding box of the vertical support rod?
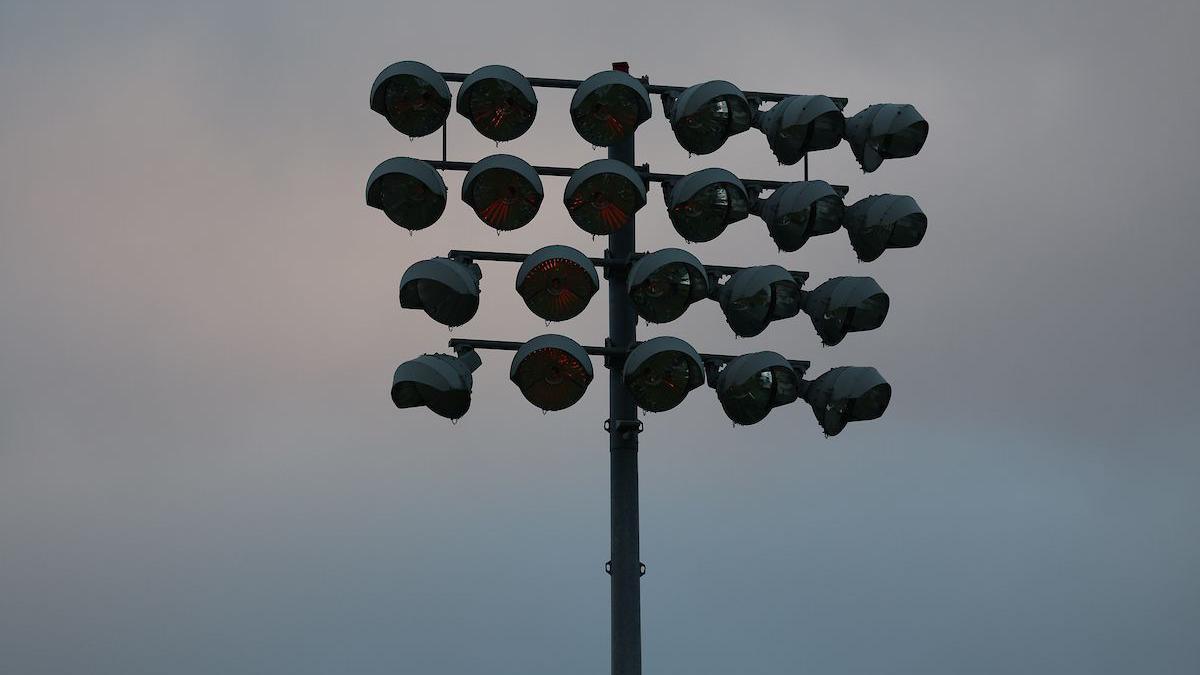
[607,63,642,675]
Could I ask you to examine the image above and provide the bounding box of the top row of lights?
[371,61,929,173]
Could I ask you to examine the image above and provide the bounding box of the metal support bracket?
[704,270,727,300]
[702,358,728,388]
[602,338,632,369]
[605,561,647,577]
[604,419,643,438]
[745,185,765,215]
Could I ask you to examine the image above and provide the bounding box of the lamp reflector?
[399,257,483,327]
[366,157,448,231]
[569,71,652,146]
[461,154,544,231]
[666,80,752,155]
[391,350,481,419]
[623,337,705,412]
[803,366,891,436]
[844,194,927,261]
[370,61,451,137]
[665,168,749,243]
[563,159,647,235]
[515,245,600,321]
[510,335,594,411]
[759,180,845,252]
[802,277,889,346]
[755,95,845,165]
[718,265,804,337]
[714,351,801,425]
[456,65,537,141]
[844,104,928,173]
[627,248,709,324]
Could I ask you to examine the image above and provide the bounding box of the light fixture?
[664,168,749,243]
[626,248,709,323]
[801,277,889,346]
[844,103,928,173]
[455,65,538,141]
[663,80,752,155]
[758,180,845,252]
[717,265,804,337]
[569,70,652,146]
[843,194,927,262]
[391,348,481,419]
[510,334,594,411]
[801,366,891,436]
[461,154,544,231]
[563,159,647,235]
[515,245,599,321]
[754,95,845,165]
[370,61,452,137]
[365,157,448,231]
[399,257,483,327]
[623,337,705,412]
[711,351,801,425]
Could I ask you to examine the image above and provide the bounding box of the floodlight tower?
[368,58,929,675]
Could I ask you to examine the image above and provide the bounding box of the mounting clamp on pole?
[601,248,634,281]
[604,419,643,439]
[605,561,647,577]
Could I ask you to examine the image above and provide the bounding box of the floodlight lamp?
[623,337,705,412]
[461,154,544,231]
[665,168,749,243]
[665,80,752,155]
[802,366,891,436]
[515,245,599,321]
[455,65,538,142]
[844,194,927,262]
[717,265,804,338]
[569,71,652,146]
[759,180,845,252]
[801,277,889,346]
[564,159,647,235]
[713,351,801,425]
[844,104,928,173]
[370,61,451,137]
[627,248,709,324]
[509,334,594,411]
[366,157,448,231]
[391,348,482,419]
[754,95,845,165]
[399,257,483,327]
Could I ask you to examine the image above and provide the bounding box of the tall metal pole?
[607,62,642,675]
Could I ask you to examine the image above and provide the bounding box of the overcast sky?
[2,1,1199,673]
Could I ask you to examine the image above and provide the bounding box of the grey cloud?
[2,1,1198,673]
